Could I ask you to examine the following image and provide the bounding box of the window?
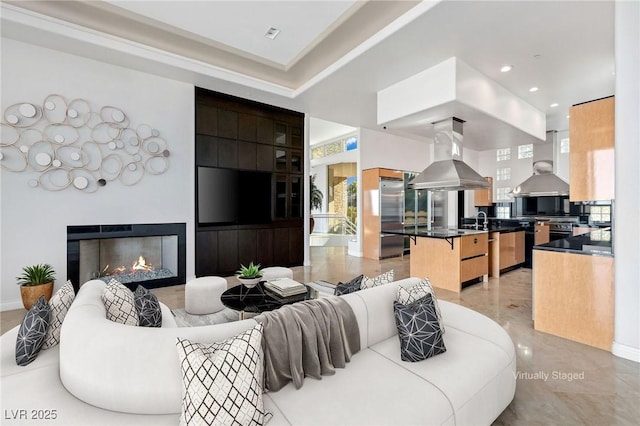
[310,135,358,160]
[496,205,511,219]
[496,148,511,162]
[496,187,512,201]
[590,205,611,223]
[518,144,533,159]
[496,167,511,181]
[560,138,570,154]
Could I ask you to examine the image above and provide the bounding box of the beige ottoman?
[185,276,227,314]
[261,266,294,281]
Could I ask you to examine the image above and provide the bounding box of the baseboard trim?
[612,341,640,363]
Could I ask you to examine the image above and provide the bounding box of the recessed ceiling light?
[550,103,558,108]
[265,26,280,40]
[529,87,539,92]
[566,115,570,119]
[500,65,513,73]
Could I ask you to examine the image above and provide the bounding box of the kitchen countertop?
[534,229,613,257]
[389,227,488,239]
[478,226,524,234]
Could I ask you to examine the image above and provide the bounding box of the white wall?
[612,0,640,363]
[359,128,431,173]
[0,39,194,310]
[555,130,570,183]
[476,133,570,208]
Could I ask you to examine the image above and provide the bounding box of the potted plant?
[17,263,56,310]
[310,174,324,233]
[236,262,263,288]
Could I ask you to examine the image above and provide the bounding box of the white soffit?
[377,57,546,147]
[106,0,358,68]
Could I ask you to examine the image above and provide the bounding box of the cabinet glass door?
[290,176,302,218]
[275,149,287,172]
[290,151,302,173]
[275,123,287,145]
[275,175,287,218]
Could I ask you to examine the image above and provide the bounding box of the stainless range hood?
[511,131,570,197]
[408,117,490,191]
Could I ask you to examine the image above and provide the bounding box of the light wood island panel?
[498,231,525,270]
[569,96,615,202]
[533,249,614,351]
[409,233,488,293]
[534,223,550,245]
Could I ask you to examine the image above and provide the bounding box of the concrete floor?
[1,246,638,424]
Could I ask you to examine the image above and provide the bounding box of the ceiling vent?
[264,27,281,40]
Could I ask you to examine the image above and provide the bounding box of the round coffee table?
[221,282,316,319]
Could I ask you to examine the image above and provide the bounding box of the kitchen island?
[388,228,488,293]
[533,229,614,351]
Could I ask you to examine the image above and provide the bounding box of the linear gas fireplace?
[67,223,186,292]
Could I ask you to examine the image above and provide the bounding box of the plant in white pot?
[17,263,56,310]
[236,262,263,288]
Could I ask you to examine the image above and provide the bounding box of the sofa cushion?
[134,286,162,328]
[42,280,75,349]
[333,274,363,296]
[371,333,515,426]
[360,270,394,290]
[101,279,139,326]
[397,277,445,333]
[16,295,51,366]
[175,324,270,426]
[371,300,516,426]
[394,294,446,362]
[265,348,454,425]
[345,278,421,348]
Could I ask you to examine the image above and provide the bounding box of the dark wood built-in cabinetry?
[195,88,304,277]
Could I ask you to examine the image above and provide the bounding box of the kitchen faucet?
[475,211,488,230]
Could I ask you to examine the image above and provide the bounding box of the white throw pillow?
[42,280,75,349]
[396,277,445,333]
[101,279,139,326]
[176,324,271,426]
[361,270,394,290]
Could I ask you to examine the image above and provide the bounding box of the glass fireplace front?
[67,223,186,291]
[79,235,178,284]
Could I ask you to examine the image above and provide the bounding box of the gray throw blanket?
[254,295,360,392]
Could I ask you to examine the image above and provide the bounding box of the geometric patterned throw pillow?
[15,295,51,366]
[396,277,445,333]
[175,324,272,426]
[393,293,446,362]
[42,280,75,349]
[361,269,394,290]
[101,279,139,326]
[134,285,162,328]
[334,274,364,296]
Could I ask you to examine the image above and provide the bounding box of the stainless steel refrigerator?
[379,178,405,258]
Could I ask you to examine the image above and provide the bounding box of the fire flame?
[132,256,153,271]
[102,255,154,277]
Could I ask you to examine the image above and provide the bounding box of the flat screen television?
[197,167,272,225]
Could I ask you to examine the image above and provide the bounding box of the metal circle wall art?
[0,94,171,192]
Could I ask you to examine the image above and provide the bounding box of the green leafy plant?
[236,262,262,279]
[310,174,323,211]
[17,264,56,286]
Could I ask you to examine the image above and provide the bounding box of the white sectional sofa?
[0,278,516,425]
